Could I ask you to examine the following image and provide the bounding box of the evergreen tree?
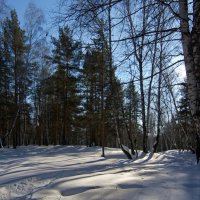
[82,44,122,149]
[0,29,12,147]
[1,10,30,148]
[44,26,82,145]
[178,81,196,150]
[124,81,140,154]
[82,47,104,146]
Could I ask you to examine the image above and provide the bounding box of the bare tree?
[0,0,9,21]
[155,0,200,163]
[24,2,46,63]
[179,0,200,163]
[124,0,152,153]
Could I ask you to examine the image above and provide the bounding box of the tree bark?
[179,0,200,163]
[125,0,148,153]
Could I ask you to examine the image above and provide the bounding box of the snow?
[121,144,130,154]
[0,146,199,200]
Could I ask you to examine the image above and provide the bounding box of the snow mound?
[0,146,199,200]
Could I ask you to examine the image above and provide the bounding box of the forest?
[0,0,200,161]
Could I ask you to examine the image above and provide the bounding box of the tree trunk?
[179,0,200,163]
[101,39,105,157]
[125,0,148,153]
[114,117,132,159]
[153,44,163,153]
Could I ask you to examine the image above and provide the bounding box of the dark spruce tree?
[46,26,82,145]
[178,81,196,153]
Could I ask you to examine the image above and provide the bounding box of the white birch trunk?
[179,0,200,163]
[179,0,200,120]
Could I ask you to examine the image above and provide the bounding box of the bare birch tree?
[157,0,200,162]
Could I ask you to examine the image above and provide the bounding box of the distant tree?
[23,2,48,144]
[48,26,81,145]
[0,0,9,21]
[177,81,196,151]
[0,27,12,147]
[124,81,140,155]
[1,10,30,148]
[24,1,46,63]
[82,34,111,151]
[82,47,102,147]
[124,0,151,153]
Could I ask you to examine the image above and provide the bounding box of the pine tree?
[49,26,81,145]
[0,30,12,147]
[178,81,196,151]
[1,10,30,148]
[124,81,140,154]
[82,47,104,146]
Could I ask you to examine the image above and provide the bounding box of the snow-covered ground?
[0,146,199,200]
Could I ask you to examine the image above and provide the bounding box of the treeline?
[0,1,197,156]
[0,8,140,151]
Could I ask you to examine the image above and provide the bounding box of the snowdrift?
[0,146,199,200]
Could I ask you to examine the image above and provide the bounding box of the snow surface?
[0,146,199,200]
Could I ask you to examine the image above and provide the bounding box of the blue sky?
[5,0,186,81]
[7,0,58,26]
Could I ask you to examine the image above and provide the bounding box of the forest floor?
[0,146,199,200]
